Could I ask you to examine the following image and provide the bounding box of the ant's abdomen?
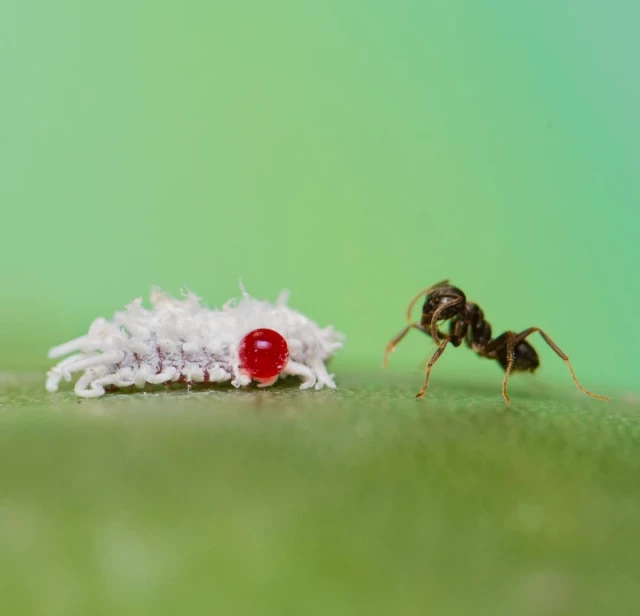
[497,340,540,373]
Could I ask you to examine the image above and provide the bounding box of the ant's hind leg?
[514,327,610,401]
[501,332,516,404]
[416,338,450,399]
[383,323,426,368]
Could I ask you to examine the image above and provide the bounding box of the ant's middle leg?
[416,338,450,399]
[383,323,427,368]
[513,327,610,401]
[483,331,516,403]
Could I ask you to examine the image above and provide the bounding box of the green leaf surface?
[1,371,639,616]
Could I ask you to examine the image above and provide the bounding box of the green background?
[1,0,638,392]
[1,2,640,615]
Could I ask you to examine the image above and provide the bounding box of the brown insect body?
[384,280,609,403]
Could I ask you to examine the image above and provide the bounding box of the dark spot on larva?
[156,345,164,374]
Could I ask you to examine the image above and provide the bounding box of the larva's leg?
[309,359,337,390]
[134,366,153,388]
[283,360,316,390]
[46,353,83,392]
[111,369,136,389]
[256,376,278,388]
[146,367,178,385]
[48,336,92,359]
[91,374,119,393]
[208,366,232,383]
[229,345,252,388]
[47,352,124,393]
[61,352,125,376]
[74,372,106,398]
[45,372,62,393]
[48,334,106,360]
[182,366,205,383]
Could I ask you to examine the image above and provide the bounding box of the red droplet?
[239,328,289,381]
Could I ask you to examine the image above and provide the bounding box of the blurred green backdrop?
[1,0,638,392]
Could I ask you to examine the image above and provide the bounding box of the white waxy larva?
[46,287,344,398]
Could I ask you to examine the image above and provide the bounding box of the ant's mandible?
[383,280,610,403]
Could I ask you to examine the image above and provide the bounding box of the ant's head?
[421,284,466,322]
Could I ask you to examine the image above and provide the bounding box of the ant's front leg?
[383,323,428,368]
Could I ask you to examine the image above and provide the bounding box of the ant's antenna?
[405,279,450,321]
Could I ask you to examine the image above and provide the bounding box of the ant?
[383,280,610,403]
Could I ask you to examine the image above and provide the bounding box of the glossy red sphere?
[238,328,289,381]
